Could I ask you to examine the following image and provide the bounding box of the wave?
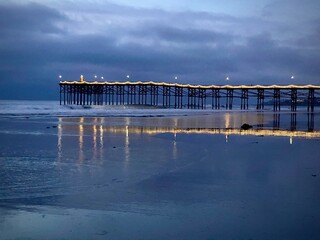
[0,100,236,118]
[0,100,317,118]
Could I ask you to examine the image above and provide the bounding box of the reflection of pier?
[57,117,106,163]
[57,116,319,143]
[57,115,319,163]
[270,113,314,131]
[101,126,320,139]
[60,79,320,111]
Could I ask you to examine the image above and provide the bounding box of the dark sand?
[0,111,320,240]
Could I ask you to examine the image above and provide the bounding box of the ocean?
[0,100,320,240]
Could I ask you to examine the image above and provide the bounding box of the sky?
[0,0,319,100]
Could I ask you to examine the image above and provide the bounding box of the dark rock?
[95,230,108,236]
[113,146,116,149]
[241,123,253,130]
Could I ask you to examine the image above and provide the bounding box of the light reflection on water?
[55,112,320,167]
[79,117,84,163]
[1,111,320,240]
[125,125,130,164]
[100,124,103,162]
[173,133,177,160]
[57,117,62,162]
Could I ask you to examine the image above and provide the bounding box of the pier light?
[94,75,97,79]
[126,75,130,79]
[226,76,230,81]
[59,75,62,79]
[291,75,295,80]
[175,76,178,80]
[101,76,104,80]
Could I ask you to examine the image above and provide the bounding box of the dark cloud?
[0,2,68,70]
[0,1,319,100]
[0,2,67,36]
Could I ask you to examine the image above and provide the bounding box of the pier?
[59,78,320,111]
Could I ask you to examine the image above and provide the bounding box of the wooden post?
[273,89,281,111]
[291,89,297,111]
[308,89,315,112]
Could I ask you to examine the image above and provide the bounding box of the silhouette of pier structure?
[59,78,320,111]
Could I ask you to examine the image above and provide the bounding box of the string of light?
[60,80,320,89]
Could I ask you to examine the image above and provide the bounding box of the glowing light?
[101,76,104,80]
[94,75,97,79]
[226,76,230,81]
[59,75,62,79]
[126,75,130,79]
[291,75,295,79]
[175,76,178,80]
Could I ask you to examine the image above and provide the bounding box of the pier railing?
[59,81,320,111]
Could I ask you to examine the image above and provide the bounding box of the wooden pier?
[59,79,320,111]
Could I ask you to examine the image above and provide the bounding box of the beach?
[0,101,320,240]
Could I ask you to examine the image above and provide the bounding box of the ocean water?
[0,101,320,240]
[0,100,316,118]
[0,100,236,117]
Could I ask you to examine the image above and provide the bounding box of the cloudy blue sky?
[0,0,319,99]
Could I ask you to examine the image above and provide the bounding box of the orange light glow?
[60,80,320,89]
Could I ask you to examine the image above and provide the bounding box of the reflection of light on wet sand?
[225,113,230,128]
[173,133,177,160]
[56,115,319,165]
[125,126,130,163]
[57,117,62,162]
[79,117,84,163]
[174,118,178,128]
[100,125,104,160]
[93,124,97,161]
[125,117,131,126]
[102,126,320,138]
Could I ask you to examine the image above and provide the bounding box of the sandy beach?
[0,110,320,240]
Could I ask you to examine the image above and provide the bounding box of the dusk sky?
[1,0,320,100]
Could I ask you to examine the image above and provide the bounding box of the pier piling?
[59,81,319,112]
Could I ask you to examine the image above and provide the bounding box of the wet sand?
[0,111,320,240]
